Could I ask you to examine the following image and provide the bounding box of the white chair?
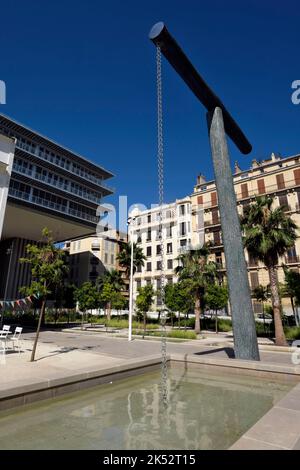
[10,327,23,354]
[0,330,10,354]
[2,325,10,332]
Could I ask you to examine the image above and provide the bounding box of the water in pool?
[0,366,294,449]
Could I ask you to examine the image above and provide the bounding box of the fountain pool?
[0,365,295,450]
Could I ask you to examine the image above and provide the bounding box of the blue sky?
[1,0,299,215]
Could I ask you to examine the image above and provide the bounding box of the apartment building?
[191,152,300,313]
[64,230,128,291]
[130,197,194,309]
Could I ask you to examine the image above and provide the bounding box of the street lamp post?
[127,217,135,341]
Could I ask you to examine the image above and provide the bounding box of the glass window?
[179,222,186,236]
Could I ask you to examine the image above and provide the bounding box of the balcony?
[208,240,223,248]
[199,177,300,209]
[247,260,259,268]
[178,244,192,254]
[15,142,114,193]
[285,255,300,264]
[8,187,98,224]
[12,164,102,205]
[204,218,220,227]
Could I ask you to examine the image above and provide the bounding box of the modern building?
[63,230,128,290]
[130,197,194,310]
[0,113,114,300]
[0,133,15,239]
[191,152,300,314]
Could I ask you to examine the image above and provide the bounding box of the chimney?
[196,174,206,185]
[234,161,242,174]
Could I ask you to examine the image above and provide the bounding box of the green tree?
[20,228,68,361]
[175,245,217,334]
[253,285,271,332]
[74,282,100,312]
[204,284,228,333]
[74,281,101,328]
[283,268,300,326]
[117,242,146,278]
[241,196,298,346]
[111,291,127,315]
[97,269,124,321]
[136,284,154,338]
[164,281,193,328]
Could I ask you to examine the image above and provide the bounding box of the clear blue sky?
[1,0,299,213]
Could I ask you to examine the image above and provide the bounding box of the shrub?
[284,326,300,340]
[174,317,195,329]
[167,330,197,340]
[255,321,274,338]
[217,319,232,332]
[132,329,197,340]
[94,318,159,330]
[173,316,232,332]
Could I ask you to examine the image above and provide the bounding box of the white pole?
[128,224,134,341]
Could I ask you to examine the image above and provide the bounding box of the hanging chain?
[156,45,168,407]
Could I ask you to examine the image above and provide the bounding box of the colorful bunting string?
[0,293,40,310]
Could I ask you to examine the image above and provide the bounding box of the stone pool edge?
[1,352,300,451]
[171,353,300,451]
[0,354,165,411]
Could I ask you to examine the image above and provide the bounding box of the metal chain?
[156,45,168,407]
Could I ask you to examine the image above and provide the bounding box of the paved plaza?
[1,329,298,392]
[1,329,300,450]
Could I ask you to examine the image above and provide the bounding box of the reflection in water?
[0,367,293,450]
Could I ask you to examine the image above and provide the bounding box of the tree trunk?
[143,312,146,339]
[30,298,46,362]
[291,296,298,326]
[106,302,111,322]
[296,306,300,327]
[178,311,181,329]
[262,302,266,335]
[215,310,218,334]
[194,295,201,334]
[268,265,287,346]
[290,296,295,317]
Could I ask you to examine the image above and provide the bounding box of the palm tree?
[241,196,298,346]
[117,242,146,278]
[175,245,217,334]
[102,269,124,290]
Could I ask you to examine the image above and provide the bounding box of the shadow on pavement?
[195,347,235,358]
